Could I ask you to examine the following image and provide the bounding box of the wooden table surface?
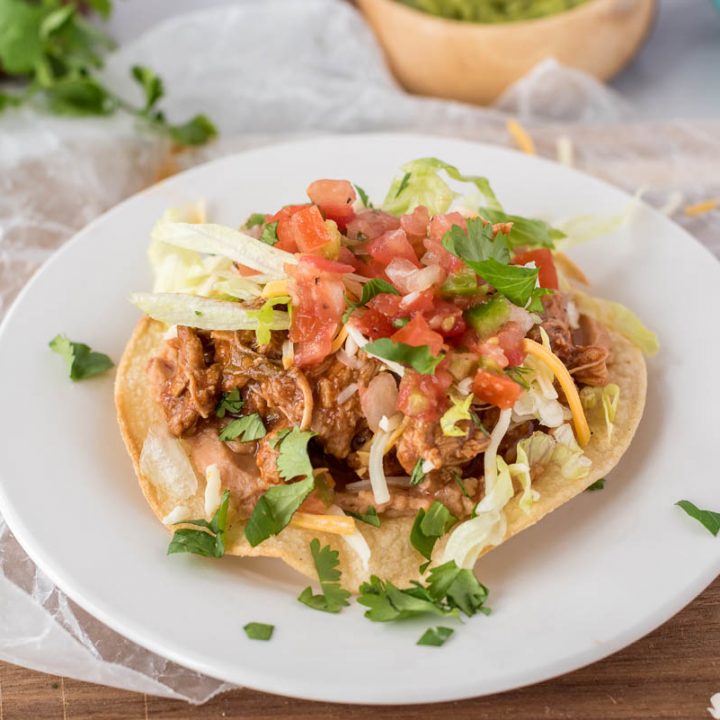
[1,577,718,719]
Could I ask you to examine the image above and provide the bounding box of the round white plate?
[0,135,718,705]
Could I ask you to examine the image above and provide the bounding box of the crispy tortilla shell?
[115,303,646,592]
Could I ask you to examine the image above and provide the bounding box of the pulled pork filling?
[147,289,611,520]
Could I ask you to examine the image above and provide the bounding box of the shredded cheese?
[289,512,356,536]
[684,198,719,217]
[384,415,409,455]
[261,279,289,298]
[204,464,222,519]
[523,339,590,447]
[282,339,294,370]
[329,324,349,354]
[507,118,536,155]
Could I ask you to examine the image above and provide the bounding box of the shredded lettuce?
[383,157,501,216]
[580,384,620,440]
[439,393,473,437]
[509,444,540,513]
[250,295,291,345]
[572,290,659,355]
[551,424,592,481]
[512,357,570,428]
[151,221,298,278]
[131,292,290,331]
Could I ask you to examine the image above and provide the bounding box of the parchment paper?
[1,0,718,703]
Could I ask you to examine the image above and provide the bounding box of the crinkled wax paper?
[1,0,719,703]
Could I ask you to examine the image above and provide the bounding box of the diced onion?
[421,459,435,473]
[368,430,391,505]
[456,377,473,396]
[282,340,294,370]
[337,349,361,369]
[378,413,402,433]
[204,464,222,519]
[337,383,359,405]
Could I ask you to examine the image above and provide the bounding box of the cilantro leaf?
[167,491,230,558]
[243,622,274,641]
[45,77,117,116]
[244,213,267,229]
[364,338,443,375]
[0,0,45,74]
[453,471,470,498]
[410,502,456,567]
[244,476,314,547]
[354,184,373,208]
[410,458,426,486]
[168,113,218,146]
[131,65,164,111]
[425,561,490,617]
[676,500,720,537]
[275,427,316,481]
[478,207,565,250]
[49,334,114,380]
[218,413,266,443]
[357,576,457,622]
[215,388,243,418]
[442,219,550,309]
[259,220,280,246]
[298,539,351,613]
[586,478,605,492]
[417,626,454,647]
[505,365,532,390]
[347,506,381,527]
[343,278,399,322]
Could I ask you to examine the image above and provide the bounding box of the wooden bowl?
[357,0,657,105]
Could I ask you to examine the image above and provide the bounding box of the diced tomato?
[398,288,435,315]
[496,321,527,366]
[476,341,509,370]
[306,179,356,232]
[353,258,387,280]
[337,246,361,270]
[512,248,559,290]
[346,210,400,242]
[288,257,346,367]
[367,228,420,267]
[368,292,403,318]
[396,367,453,422]
[285,205,335,255]
[425,300,466,338]
[354,308,396,339]
[423,212,467,272]
[267,204,308,253]
[472,369,521,410]
[300,253,354,274]
[401,205,430,255]
[391,314,444,356]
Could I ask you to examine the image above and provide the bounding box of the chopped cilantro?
[425,561,490,617]
[167,491,230,558]
[505,365,532,390]
[49,334,113,381]
[347,506,381,527]
[410,502,456,570]
[586,478,605,492]
[354,184,373,208]
[442,217,550,310]
[676,500,720,537]
[364,338,443,375]
[259,220,279,246]
[417,626,454,647]
[453,471,470,498]
[274,427,316,481]
[215,388,243,418]
[297,539,351,613]
[478,207,565,250]
[392,317,410,328]
[244,476,314,547]
[218,413,266,442]
[469,410,489,436]
[243,622,274,641]
[343,278,399,322]
[409,458,426,486]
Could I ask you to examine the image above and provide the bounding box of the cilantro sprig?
[364,338,443,375]
[343,278,398,323]
[243,427,317,547]
[357,560,490,622]
[298,539,351,613]
[410,502,457,571]
[417,626,454,647]
[0,1,216,147]
[215,389,243,418]
[410,458,426,486]
[167,491,230,558]
[442,217,549,311]
[49,334,113,380]
[218,413,266,443]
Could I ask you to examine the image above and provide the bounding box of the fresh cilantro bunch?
[0,0,217,146]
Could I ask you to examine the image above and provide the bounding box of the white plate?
[0,134,718,705]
